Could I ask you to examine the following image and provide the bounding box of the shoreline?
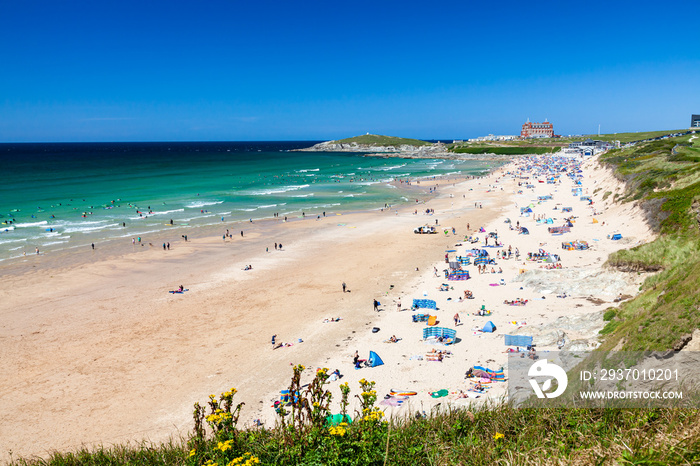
[0,171,482,276]
[0,153,654,462]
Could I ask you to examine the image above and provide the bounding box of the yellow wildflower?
[189,449,196,457]
[217,439,233,452]
[494,432,505,440]
[329,425,346,436]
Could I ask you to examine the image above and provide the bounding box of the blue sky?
[1,0,698,142]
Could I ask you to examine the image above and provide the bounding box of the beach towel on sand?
[379,396,408,407]
[430,389,449,398]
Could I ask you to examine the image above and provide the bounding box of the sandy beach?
[0,153,653,462]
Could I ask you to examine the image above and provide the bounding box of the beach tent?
[482,321,497,333]
[427,315,438,326]
[279,389,300,405]
[592,218,599,223]
[504,335,533,347]
[546,218,554,224]
[448,270,470,280]
[474,257,489,266]
[423,326,457,345]
[519,227,529,235]
[368,351,384,367]
[611,233,622,240]
[472,365,505,382]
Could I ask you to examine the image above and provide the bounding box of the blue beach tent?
[611,233,622,240]
[482,321,497,333]
[368,351,384,367]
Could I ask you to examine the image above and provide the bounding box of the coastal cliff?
[296,134,513,160]
[296,139,451,157]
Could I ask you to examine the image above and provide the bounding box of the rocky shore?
[295,140,513,161]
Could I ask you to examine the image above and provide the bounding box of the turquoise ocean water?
[0,141,499,263]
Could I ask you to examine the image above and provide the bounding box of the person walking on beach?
[373,299,379,312]
[454,313,460,326]
[397,298,401,312]
[241,231,244,237]
[91,243,95,250]
[271,334,277,348]
[342,282,347,293]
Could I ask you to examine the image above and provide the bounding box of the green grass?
[582,129,689,144]
[332,134,433,147]
[11,405,700,465]
[598,133,700,351]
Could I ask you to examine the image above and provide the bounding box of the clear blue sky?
[1,0,698,142]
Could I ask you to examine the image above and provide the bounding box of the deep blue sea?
[0,141,499,263]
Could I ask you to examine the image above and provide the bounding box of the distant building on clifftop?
[521,119,554,138]
[692,114,700,128]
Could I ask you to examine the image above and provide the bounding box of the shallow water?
[0,141,500,262]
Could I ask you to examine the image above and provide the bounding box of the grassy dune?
[601,133,700,351]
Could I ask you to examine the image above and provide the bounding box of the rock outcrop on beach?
[513,268,641,299]
[511,310,605,350]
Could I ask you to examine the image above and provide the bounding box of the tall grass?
[11,404,700,465]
